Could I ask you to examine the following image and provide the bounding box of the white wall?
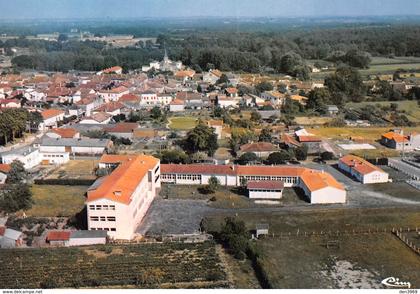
[249,189,282,199]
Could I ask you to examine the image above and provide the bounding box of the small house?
[0,227,24,248]
[46,231,71,247]
[69,230,107,246]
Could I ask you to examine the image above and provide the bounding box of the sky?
[0,0,420,19]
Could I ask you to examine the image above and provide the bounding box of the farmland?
[203,207,420,288]
[0,242,228,289]
[27,185,87,217]
[168,116,198,130]
[307,126,420,142]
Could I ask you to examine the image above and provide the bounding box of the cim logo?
[381,277,411,289]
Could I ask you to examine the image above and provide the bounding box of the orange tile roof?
[0,226,5,236]
[46,231,71,241]
[175,70,195,78]
[381,131,408,143]
[87,155,159,205]
[247,181,284,190]
[300,169,344,192]
[170,98,185,105]
[119,93,140,102]
[96,101,125,112]
[99,154,136,165]
[41,109,64,120]
[339,155,385,175]
[298,135,322,143]
[102,66,123,74]
[0,164,11,173]
[51,128,79,138]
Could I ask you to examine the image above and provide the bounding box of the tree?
[258,128,272,142]
[325,66,366,103]
[28,111,43,133]
[150,106,162,120]
[266,151,292,165]
[206,176,220,194]
[181,121,219,156]
[216,74,230,85]
[7,160,27,184]
[236,152,259,165]
[320,151,334,161]
[157,150,188,164]
[294,145,308,161]
[250,111,261,122]
[306,88,330,114]
[220,217,249,260]
[255,81,273,94]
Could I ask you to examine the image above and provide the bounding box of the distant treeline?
[5,23,420,76]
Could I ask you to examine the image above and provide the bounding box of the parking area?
[137,198,217,236]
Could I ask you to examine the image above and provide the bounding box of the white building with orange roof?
[40,109,65,130]
[98,86,129,102]
[338,155,389,184]
[207,119,223,139]
[161,164,346,204]
[381,129,420,151]
[86,155,161,240]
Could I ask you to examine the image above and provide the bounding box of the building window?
[110,228,116,231]
[100,216,106,221]
[107,217,116,222]
[96,205,102,210]
[89,205,95,210]
[102,205,108,210]
[110,205,115,210]
[90,216,99,221]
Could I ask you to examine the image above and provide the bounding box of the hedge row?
[34,178,95,186]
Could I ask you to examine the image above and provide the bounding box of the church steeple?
[163,47,169,63]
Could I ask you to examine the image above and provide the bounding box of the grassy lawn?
[346,100,420,123]
[257,234,420,288]
[365,182,420,201]
[307,126,420,142]
[294,116,334,125]
[27,185,88,217]
[47,159,99,180]
[168,116,198,130]
[349,148,400,159]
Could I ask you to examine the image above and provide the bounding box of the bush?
[320,151,334,161]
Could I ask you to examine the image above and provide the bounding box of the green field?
[168,116,198,130]
[346,100,420,123]
[0,242,227,289]
[27,185,87,217]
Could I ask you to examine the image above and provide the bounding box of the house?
[338,155,389,184]
[86,155,161,240]
[203,69,223,84]
[297,135,322,154]
[381,130,420,151]
[247,181,284,200]
[94,101,125,116]
[40,109,65,130]
[0,163,10,184]
[225,87,238,98]
[217,95,239,109]
[174,70,196,83]
[97,66,123,75]
[0,227,24,248]
[0,146,41,169]
[46,128,80,139]
[46,231,71,246]
[281,133,301,149]
[105,122,139,140]
[261,91,286,107]
[68,230,107,246]
[239,142,279,158]
[37,137,113,156]
[79,112,113,125]
[169,99,185,112]
[327,105,339,116]
[207,120,223,140]
[160,164,346,204]
[98,86,129,102]
[0,98,21,108]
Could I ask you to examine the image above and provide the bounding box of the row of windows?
[90,216,116,222]
[249,189,282,193]
[91,228,116,231]
[162,173,297,184]
[44,154,65,158]
[89,205,116,210]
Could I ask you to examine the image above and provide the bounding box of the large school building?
[161,164,346,204]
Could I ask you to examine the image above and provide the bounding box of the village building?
[0,227,24,248]
[169,98,185,112]
[80,112,113,125]
[247,181,284,200]
[0,163,10,184]
[381,130,420,151]
[98,86,129,102]
[36,137,112,156]
[0,146,41,169]
[338,155,389,184]
[239,142,280,158]
[40,109,65,130]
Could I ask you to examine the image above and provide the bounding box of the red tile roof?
[105,122,138,133]
[381,131,408,143]
[96,101,125,113]
[0,226,5,236]
[119,93,140,102]
[298,135,322,143]
[247,181,284,190]
[46,231,71,241]
[51,128,79,138]
[240,142,278,153]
